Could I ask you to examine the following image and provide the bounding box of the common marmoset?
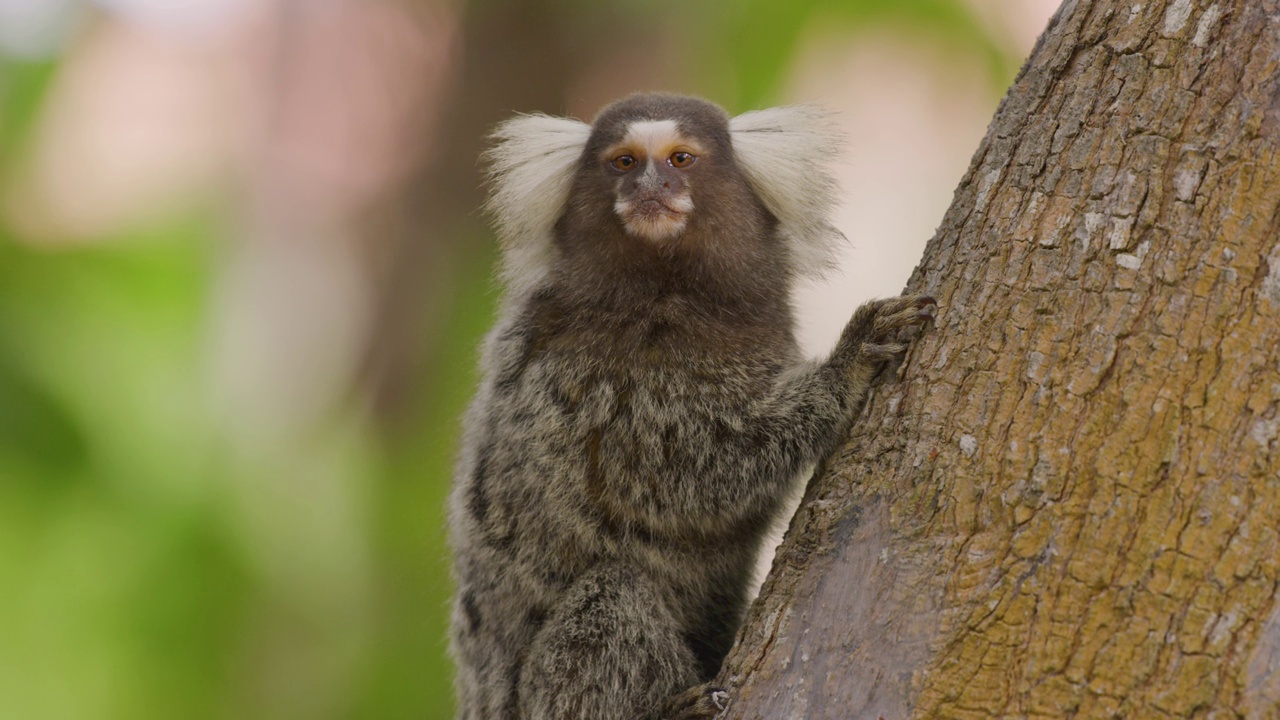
[449,93,934,720]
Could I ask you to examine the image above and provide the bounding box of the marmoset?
[449,93,934,720]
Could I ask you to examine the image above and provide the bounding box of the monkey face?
[602,120,702,243]
[544,93,799,291]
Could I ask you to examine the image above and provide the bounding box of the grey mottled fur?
[449,93,932,720]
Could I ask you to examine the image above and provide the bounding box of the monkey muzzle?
[615,167,694,243]
[632,196,680,220]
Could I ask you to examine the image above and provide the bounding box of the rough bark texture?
[716,1,1280,718]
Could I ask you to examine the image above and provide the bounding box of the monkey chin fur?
[614,196,694,243]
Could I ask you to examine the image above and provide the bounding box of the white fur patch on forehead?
[484,113,591,294]
[729,106,844,278]
[619,119,688,155]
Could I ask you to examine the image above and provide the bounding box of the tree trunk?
[717,1,1280,717]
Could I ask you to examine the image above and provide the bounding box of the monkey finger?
[897,293,938,317]
[862,342,908,361]
[872,305,933,337]
[870,293,930,321]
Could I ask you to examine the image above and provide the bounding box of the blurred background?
[0,0,1054,718]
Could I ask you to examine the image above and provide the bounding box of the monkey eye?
[669,151,697,169]
[611,155,636,171]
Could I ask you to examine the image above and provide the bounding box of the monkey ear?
[484,113,592,292]
[729,106,844,278]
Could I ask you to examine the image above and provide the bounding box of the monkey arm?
[594,295,935,539]
[724,293,937,495]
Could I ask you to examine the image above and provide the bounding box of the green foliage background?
[0,2,1026,717]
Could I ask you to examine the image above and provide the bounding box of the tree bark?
[717,1,1280,717]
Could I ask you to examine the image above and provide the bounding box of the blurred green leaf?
[0,59,57,163]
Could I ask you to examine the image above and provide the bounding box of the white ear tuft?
[484,113,591,292]
[729,106,845,277]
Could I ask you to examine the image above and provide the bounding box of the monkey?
[448,92,934,720]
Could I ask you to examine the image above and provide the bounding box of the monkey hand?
[836,293,937,367]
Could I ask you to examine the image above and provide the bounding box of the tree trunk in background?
[359,0,577,424]
[718,0,1280,717]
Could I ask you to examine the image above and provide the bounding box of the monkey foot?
[662,683,729,719]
